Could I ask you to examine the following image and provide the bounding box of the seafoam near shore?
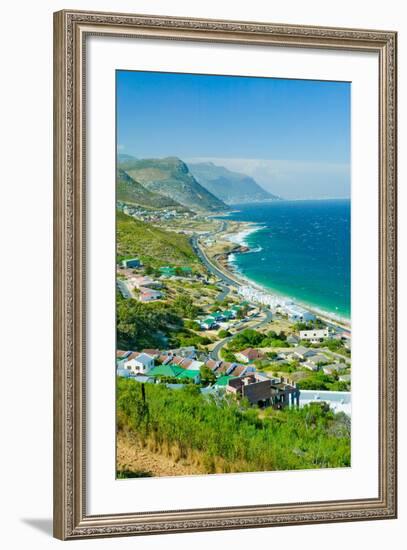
[222,221,351,329]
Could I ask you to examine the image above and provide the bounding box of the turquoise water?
[223,200,350,319]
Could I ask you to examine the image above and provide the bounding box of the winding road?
[210,309,273,360]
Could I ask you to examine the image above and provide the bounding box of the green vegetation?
[200,365,216,385]
[220,348,238,363]
[218,329,231,339]
[225,329,290,353]
[293,319,325,331]
[117,378,351,473]
[173,329,212,349]
[296,371,351,391]
[172,295,200,319]
[117,211,199,268]
[116,294,184,350]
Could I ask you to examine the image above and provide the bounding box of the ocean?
[222,199,350,319]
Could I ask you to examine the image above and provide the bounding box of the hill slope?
[117,168,183,209]
[118,156,228,212]
[188,162,280,204]
[117,211,199,268]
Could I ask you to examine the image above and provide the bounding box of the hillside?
[116,211,199,268]
[188,161,280,204]
[117,168,183,210]
[118,156,228,213]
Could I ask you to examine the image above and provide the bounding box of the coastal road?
[190,236,239,288]
[210,309,273,361]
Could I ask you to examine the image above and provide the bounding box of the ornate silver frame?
[53,9,397,540]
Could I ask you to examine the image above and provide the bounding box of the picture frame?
[53,9,397,540]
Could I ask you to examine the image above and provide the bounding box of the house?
[130,275,157,289]
[322,363,347,375]
[215,375,237,387]
[286,334,300,346]
[222,309,236,320]
[159,266,176,277]
[141,349,161,359]
[176,369,201,384]
[215,362,233,375]
[209,311,224,322]
[116,350,132,367]
[205,359,221,372]
[182,359,204,371]
[169,346,196,359]
[286,305,315,322]
[116,367,133,378]
[292,346,316,361]
[235,348,265,363]
[148,364,184,379]
[123,352,155,374]
[157,354,172,365]
[121,257,141,269]
[230,364,250,377]
[226,373,300,409]
[335,330,352,349]
[200,318,217,330]
[116,350,131,359]
[139,287,162,302]
[303,353,330,370]
[300,328,329,343]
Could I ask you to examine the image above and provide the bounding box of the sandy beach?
[202,219,351,330]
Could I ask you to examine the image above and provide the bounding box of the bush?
[117,378,351,472]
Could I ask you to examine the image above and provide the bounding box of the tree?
[172,295,199,319]
[218,329,231,339]
[200,365,216,385]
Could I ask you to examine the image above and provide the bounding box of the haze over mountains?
[117,154,280,213]
[187,161,280,204]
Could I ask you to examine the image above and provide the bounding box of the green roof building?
[215,375,237,386]
[176,370,201,382]
[149,364,184,378]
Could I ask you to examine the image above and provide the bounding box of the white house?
[300,328,329,343]
[285,306,316,322]
[124,352,155,374]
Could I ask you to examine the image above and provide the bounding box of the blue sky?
[117,70,350,199]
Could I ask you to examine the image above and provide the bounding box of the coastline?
[205,219,351,330]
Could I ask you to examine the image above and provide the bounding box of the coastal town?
[116,206,352,417]
[115,72,352,477]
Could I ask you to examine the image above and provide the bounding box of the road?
[210,309,273,360]
[216,284,230,302]
[190,236,239,288]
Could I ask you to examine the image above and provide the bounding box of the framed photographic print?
[53,10,397,540]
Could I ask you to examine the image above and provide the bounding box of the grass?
[117,211,201,269]
[117,378,351,474]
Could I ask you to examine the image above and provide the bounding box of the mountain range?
[117,155,280,212]
[187,161,280,204]
[118,156,227,213]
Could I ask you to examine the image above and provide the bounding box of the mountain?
[118,156,228,213]
[117,168,184,210]
[187,162,280,204]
